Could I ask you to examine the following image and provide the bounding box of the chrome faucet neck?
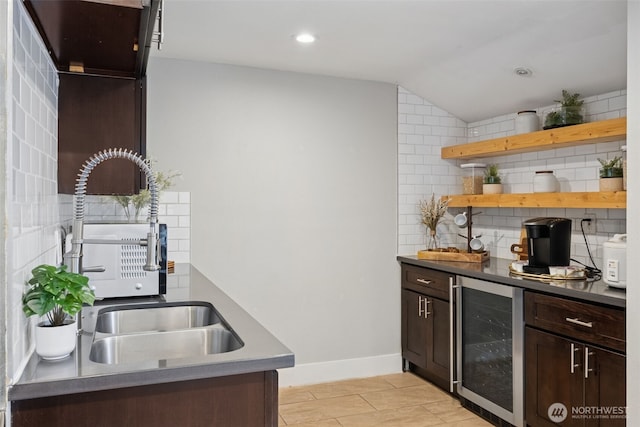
[64,148,160,274]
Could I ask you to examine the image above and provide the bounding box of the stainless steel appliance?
[456,276,524,427]
[73,223,167,299]
[523,217,572,274]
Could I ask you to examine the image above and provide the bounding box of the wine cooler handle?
[449,276,459,393]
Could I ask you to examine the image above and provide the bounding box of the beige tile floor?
[279,373,493,427]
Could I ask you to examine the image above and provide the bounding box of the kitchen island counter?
[398,255,626,308]
[9,263,294,401]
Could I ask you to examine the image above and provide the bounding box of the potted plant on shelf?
[543,90,585,130]
[482,164,503,194]
[22,264,95,360]
[598,156,624,192]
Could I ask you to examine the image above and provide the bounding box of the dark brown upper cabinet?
[57,74,145,195]
[24,0,159,194]
[24,0,159,78]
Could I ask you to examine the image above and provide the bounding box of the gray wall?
[146,58,399,384]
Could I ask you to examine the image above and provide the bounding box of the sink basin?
[89,326,244,364]
[94,301,222,334]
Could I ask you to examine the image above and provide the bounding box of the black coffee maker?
[523,217,572,274]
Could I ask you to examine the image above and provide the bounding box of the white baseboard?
[277,353,403,387]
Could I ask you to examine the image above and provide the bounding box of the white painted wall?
[146,58,399,385]
[625,2,638,424]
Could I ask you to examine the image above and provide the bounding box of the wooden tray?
[417,250,489,263]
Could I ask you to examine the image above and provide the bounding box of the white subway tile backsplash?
[398,86,627,263]
[7,0,61,385]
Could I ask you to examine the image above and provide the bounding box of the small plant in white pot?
[22,264,95,360]
[598,156,624,192]
[483,164,503,194]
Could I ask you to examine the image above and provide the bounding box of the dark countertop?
[397,255,626,308]
[9,264,295,401]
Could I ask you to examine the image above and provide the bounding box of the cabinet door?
[583,346,626,427]
[525,327,584,427]
[427,296,450,384]
[401,289,428,368]
[58,73,145,195]
[401,289,450,389]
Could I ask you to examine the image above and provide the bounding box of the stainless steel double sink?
[88,301,244,365]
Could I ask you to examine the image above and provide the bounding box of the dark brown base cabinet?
[524,292,626,427]
[11,371,279,427]
[401,264,453,391]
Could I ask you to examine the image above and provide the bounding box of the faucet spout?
[64,148,161,274]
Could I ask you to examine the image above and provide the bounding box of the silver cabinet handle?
[565,317,593,328]
[416,278,432,285]
[570,343,580,374]
[449,277,455,393]
[424,299,432,318]
[418,296,425,317]
[585,347,595,379]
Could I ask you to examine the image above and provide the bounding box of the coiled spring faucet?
[64,148,161,274]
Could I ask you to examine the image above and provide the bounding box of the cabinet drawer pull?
[565,317,593,328]
[418,296,425,317]
[416,278,432,285]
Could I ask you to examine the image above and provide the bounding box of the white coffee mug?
[469,237,484,252]
[454,212,468,227]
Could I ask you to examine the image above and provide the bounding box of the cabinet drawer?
[401,264,451,300]
[524,291,625,352]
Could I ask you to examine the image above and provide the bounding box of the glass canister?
[533,170,559,193]
[461,163,486,194]
[621,145,627,190]
[515,110,539,134]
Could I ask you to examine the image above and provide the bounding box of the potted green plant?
[22,264,95,360]
[482,164,503,194]
[598,156,624,191]
[543,90,585,130]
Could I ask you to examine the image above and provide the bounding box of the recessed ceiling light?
[295,33,316,44]
[514,67,533,77]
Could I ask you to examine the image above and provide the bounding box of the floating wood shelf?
[444,192,626,209]
[441,117,626,159]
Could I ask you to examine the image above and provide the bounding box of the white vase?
[533,171,559,193]
[482,183,503,194]
[35,320,77,360]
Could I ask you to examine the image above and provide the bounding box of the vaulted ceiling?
[150,0,627,123]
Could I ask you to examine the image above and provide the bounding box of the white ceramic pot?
[533,171,559,193]
[482,183,503,194]
[35,320,77,360]
[515,110,539,134]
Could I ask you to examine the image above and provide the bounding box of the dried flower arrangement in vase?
[419,194,450,250]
